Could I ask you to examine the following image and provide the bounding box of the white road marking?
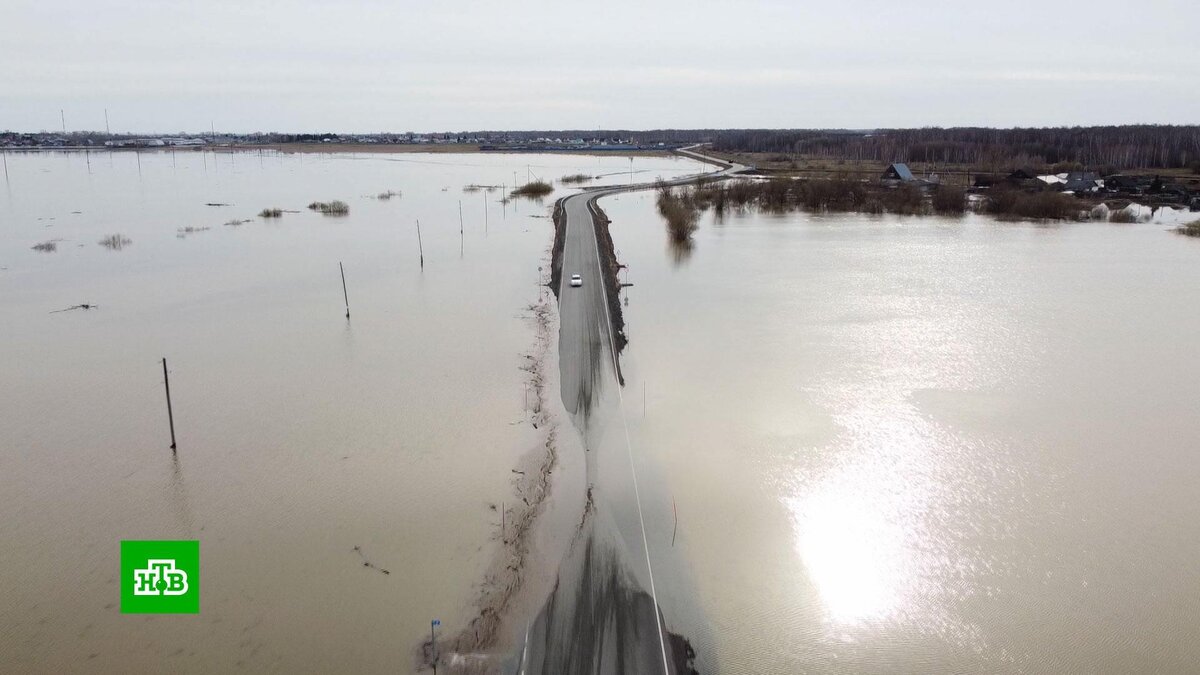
[581,194,673,675]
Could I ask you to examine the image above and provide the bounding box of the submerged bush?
[1177,220,1200,237]
[1108,207,1138,223]
[560,173,593,184]
[511,181,553,198]
[880,184,929,215]
[985,188,1081,220]
[932,186,966,215]
[98,234,132,250]
[308,200,350,215]
[656,186,700,243]
[259,208,283,218]
[31,240,58,252]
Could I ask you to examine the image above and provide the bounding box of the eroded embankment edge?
[417,256,562,673]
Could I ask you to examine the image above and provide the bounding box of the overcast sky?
[3,0,1198,133]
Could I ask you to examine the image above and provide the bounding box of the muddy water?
[598,195,1200,673]
[0,150,702,673]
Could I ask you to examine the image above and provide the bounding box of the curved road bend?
[515,150,743,675]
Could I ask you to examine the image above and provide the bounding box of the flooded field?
[598,194,1200,673]
[0,150,703,673]
[7,148,1200,674]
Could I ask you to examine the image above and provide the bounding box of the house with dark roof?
[881,163,915,183]
[1062,172,1102,194]
[1008,168,1039,182]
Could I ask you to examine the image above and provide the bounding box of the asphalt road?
[556,192,612,425]
[516,150,743,675]
[557,147,746,422]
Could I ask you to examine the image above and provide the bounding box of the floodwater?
[597,194,1200,673]
[0,149,703,673]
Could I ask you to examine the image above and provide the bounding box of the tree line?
[713,126,1200,171]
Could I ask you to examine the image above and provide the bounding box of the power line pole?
[162,358,177,452]
[339,262,350,319]
[416,219,424,268]
[104,108,110,135]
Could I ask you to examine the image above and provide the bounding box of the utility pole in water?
[339,262,350,319]
[416,219,424,268]
[162,358,177,452]
[430,619,441,669]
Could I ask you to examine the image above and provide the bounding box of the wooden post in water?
[3,150,10,183]
[672,497,678,547]
[339,262,350,319]
[162,358,177,452]
[416,219,424,268]
[483,191,487,234]
[430,619,440,667]
[501,501,505,543]
[458,200,464,256]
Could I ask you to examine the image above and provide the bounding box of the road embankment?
[550,194,628,361]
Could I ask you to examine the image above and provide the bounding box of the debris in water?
[176,225,211,238]
[352,545,390,576]
[98,234,132,250]
[31,240,59,252]
[50,304,98,313]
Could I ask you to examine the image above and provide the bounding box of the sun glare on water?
[787,400,939,629]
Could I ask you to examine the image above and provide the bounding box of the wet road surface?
[517,151,743,674]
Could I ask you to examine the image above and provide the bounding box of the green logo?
[120,540,199,614]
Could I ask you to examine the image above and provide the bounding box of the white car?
[569,274,583,287]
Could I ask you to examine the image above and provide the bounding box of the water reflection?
[667,237,694,265]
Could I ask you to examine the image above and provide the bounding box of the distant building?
[1008,168,1039,182]
[1063,171,1102,193]
[881,162,915,183]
